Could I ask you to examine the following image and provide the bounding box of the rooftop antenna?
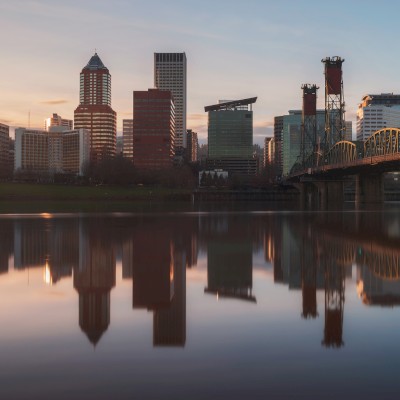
[28,110,30,128]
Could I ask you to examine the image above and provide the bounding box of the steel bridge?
[289,128,400,204]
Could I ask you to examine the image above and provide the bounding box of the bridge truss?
[364,128,400,157]
[322,57,346,149]
[325,141,357,165]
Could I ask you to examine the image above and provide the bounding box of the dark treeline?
[10,155,278,190]
[84,156,198,188]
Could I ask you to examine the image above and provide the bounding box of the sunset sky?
[1,0,400,144]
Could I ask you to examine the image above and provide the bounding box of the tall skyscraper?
[133,89,175,169]
[154,52,187,150]
[74,52,116,162]
[44,113,73,131]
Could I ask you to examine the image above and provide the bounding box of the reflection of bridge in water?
[276,213,400,348]
[2,212,400,350]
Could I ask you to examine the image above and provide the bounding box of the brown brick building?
[133,89,175,169]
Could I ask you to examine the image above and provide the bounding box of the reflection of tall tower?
[153,244,186,346]
[268,218,284,283]
[273,234,283,283]
[323,260,345,348]
[301,238,318,319]
[205,236,255,302]
[186,232,198,269]
[122,239,133,280]
[299,225,319,319]
[74,221,116,346]
[0,220,14,274]
[132,229,173,309]
[131,219,189,347]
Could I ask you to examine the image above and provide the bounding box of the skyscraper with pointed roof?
[74,52,116,162]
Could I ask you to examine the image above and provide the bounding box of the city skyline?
[2,1,400,145]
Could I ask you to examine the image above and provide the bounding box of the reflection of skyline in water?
[74,220,116,346]
[203,216,256,302]
[2,211,400,349]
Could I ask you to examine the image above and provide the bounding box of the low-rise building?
[0,123,12,178]
[15,128,90,175]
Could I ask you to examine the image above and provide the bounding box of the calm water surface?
[1,207,400,399]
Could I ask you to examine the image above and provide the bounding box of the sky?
[2,0,400,145]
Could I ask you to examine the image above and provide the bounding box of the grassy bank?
[0,183,193,213]
[0,183,191,202]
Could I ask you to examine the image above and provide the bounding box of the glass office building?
[206,98,257,175]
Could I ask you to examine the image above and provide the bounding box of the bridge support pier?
[314,181,344,209]
[355,173,384,204]
[295,183,316,209]
[296,181,344,209]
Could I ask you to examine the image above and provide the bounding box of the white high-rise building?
[154,52,187,149]
[356,94,400,141]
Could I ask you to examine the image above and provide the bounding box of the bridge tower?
[321,57,346,150]
[322,261,345,348]
[301,84,319,167]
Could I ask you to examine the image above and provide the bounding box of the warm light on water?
[1,209,400,399]
[43,261,52,285]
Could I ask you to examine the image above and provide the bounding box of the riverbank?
[0,182,301,213]
[0,183,193,213]
[0,183,191,202]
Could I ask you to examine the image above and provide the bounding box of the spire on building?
[84,52,107,70]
